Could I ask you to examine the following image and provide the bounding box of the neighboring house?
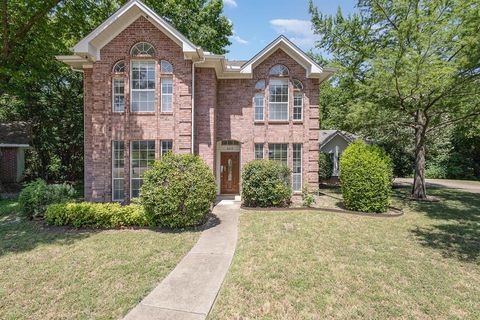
[0,122,30,184]
[57,0,335,202]
[319,130,361,177]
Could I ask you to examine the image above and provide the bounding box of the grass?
[0,199,200,320]
[209,187,480,319]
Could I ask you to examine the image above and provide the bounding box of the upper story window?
[161,60,173,73]
[112,60,125,73]
[131,60,156,112]
[293,79,303,90]
[269,64,289,77]
[255,80,265,90]
[131,42,155,56]
[292,79,303,121]
[113,78,125,112]
[161,78,173,112]
[254,93,264,121]
[268,79,289,121]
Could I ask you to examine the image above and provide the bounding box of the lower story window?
[131,140,155,198]
[161,140,173,157]
[292,144,302,191]
[112,141,125,201]
[254,143,264,159]
[268,143,288,166]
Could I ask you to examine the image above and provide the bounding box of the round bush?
[318,152,334,181]
[242,160,292,207]
[340,141,393,213]
[140,153,216,228]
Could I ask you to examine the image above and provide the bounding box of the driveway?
[395,178,480,194]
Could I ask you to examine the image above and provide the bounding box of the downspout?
[191,52,205,154]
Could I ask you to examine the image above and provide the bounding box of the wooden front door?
[220,152,240,194]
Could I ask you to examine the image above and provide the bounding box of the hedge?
[140,153,216,228]
[340,141,393,213]
[45,202,152,228]
[242,160,292,207]
[18,179,77,219]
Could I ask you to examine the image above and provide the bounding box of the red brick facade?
[83,16,320,202]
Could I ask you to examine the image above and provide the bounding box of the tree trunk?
[412,110,428,199]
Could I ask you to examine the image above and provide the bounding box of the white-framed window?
[293,92,303,121]
[112,78,125,112]
[112,60,125,73]
[131,42,155,56]
[269,79,289,121]
[255,80,265,90]
[292,143,302,192]
[131,60,156,112]
[112,141,125,201]
[161,140,173,157]
[161,78,173,112]
[161,60,173,73]
[254,143,264,160]
[254,93,264,121]
[269,64,289,77]
[268,143,288,166]
[130,140,155,198]
[293,79,303,90]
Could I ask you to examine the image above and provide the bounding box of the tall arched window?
[160,60,173,112]
[292,79,303,121]
[130,42,155,56]
[160,60,173,73]
[269,64,289,77]
[112,60,125,112]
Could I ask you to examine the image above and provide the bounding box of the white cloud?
[230,34,248,45]
[269,19,318,48]
[224,0,237,8]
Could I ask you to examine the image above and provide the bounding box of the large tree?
[310,0,480,199]
[0,0,232,181]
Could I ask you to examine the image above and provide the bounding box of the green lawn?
[209,187,480,319]
[0,199,200,320]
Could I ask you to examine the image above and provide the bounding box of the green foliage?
[340,141,393,213]
[242,160,292,207]
[140,154,216,228]
[18,179,77,219]
[44,202,151,228]
[318,152,334,180]
[302,185,315,207]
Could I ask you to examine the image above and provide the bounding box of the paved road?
[124,199,240,320]
[395,178,480,194]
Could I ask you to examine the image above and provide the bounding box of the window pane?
[161,78,173,112]
[161,60,173,73]
[292,144,302,191]
[254,143,264,160]
[131,140,155,197]
[269,79,288,120]
[113,79,125,112]
[293,93,302,120]
[268,144,288,165]
[161,140,173,156]
[131,61,156,112]
[254,93,264,121]
[112,141,125,200]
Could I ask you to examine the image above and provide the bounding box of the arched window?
[255,80,265,90]
[269,64,289,77]
[160,60,173,73]
[112,60,125,73]
[131,42,155,56]
[293,79,303,90]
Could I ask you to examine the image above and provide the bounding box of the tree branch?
[427,111,480,132]
[372,0,398,31]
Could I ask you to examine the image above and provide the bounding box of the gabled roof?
[240,36,334,80]
[319,130,359,148]
[0,122,31,147]
[58,0,201,68]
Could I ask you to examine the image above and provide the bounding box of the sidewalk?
[124,199,240,320]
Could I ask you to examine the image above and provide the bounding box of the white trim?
[160,77,173,112]
[112,141,125,202]
[293,92,303,121]
[112,77,125,112]
[292,143,302,192]
[0,144,30,148]
[254,93,265,122]
[130,60,156,112]
[216,141,242,195]
[268,78,289,121]
[319,130,353,149]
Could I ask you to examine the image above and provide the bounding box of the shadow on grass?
[398,187,480,262]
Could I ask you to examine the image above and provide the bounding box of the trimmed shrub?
[242,160,292,207]
[302,184,315,207]
[140,153,216,228]
[340,141,393,213]
[318,152,334,181]
[45,202,151,228]
[18,179,77,219]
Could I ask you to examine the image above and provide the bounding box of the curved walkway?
[124,199,240,320]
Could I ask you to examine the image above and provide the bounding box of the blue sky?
[222,0,357,60]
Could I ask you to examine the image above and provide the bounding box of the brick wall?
[84,16,192,202]
[0,148,17,183]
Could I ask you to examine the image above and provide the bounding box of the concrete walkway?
[124,199,240,320]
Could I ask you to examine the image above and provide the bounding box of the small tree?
[140,154,216,228]
[318,152,334,181]
[340,141,393,213]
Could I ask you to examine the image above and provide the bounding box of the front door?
[220,152,240,194]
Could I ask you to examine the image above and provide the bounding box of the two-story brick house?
[57,0,335,202]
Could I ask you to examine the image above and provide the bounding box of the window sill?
[130,112,156,116]
[159,111,174,115]
[254,121,265,125]
[268,121,289,124]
